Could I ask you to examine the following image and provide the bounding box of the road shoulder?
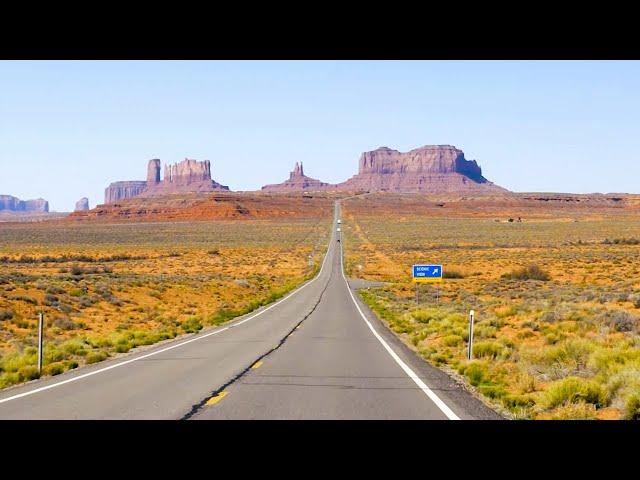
[348,281,505,420]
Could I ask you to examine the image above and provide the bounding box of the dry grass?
[343,194,640,420]
[0,216,331,389]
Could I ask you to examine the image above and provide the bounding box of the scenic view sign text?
[412,264,443,283]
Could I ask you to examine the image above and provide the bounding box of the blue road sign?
[412,264,443,283]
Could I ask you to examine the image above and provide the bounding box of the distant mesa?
[104,158,229,203]
[74,197,90,212]
[0,195,49,213]
[259,144,505,194]
[104,145,504,204]
[336,145,506,193]
[261,162,330,192]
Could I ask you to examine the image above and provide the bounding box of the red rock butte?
[0,195,49,212]
[259,145,506,193]
[335,145,506,193]
[104,158,229,203]
[261,162,330,192]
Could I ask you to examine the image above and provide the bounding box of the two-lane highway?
[0,202,500,419]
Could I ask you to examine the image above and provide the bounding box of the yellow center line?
[251,360,263,369]
[205,391,228,406]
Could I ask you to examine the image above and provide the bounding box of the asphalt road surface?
[0,202,500,419]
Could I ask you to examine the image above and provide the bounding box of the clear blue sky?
[1,60,639,211]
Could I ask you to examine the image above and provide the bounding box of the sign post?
[412,265,443,305]
[467,310,475,360]
[37,312,44,373]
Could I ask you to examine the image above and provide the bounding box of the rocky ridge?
[335,145,505,193]
[261,162,330,192]
[104,158,228,203]
[0,195,49,212]
[74,197,90,212]
[258,145,505,193]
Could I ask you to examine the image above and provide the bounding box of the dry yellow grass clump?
[0,217,331,388]
[343,194,640,420]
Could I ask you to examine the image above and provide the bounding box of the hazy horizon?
[1,60,640,211]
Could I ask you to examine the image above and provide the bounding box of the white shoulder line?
[339,238,460,420]
[0,225,335,406]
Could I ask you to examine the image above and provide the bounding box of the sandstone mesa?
[259,145,505,193]
[336,145,505,193]
[74,197,90,212]
[98,144,504,206]
[261,162,330,192]
[0,195,49,213]
[105,158,229,203]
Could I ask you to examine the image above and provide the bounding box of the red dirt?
[66,192,336,223]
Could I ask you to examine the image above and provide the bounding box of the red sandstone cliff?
[0,195,49,212]
[336,145,506,193]
[104,158,229,203]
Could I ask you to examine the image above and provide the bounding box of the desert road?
[0,202,500,419]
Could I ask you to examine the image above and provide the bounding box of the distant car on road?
[337,227,341,242]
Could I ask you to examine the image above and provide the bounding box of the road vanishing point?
[0,202,500,419]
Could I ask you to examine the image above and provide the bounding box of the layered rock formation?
[259,145,505,194]
[147,159,161,184]
[74,197,90,212]
[104,181,147,204]
[261,162,330,192]
[70,192,334,222]
[0,195,49,212]
[336,145,505,193]
[104,158,229,203]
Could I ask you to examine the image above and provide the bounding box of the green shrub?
[66,360,79,370]
[502,265,551,281]
[624,394,640,420]
[70,265,84,276]
[478,384,507,399]
[18,365,41,381]
[474,324,497,339]
[46,286,65,295]
[85,351,108,364]
[443,270,465,279]
[43,293,58,305]
[207,308,240,325]
[115,342,131,353]
[495,305,518,318]
[411,309,442,324]
[473,341,507,359]
[503,394,535,409]
[463,362,488,387]
[181,316,203,333]
[431,353,448,365]
[60,340,87,356]
[442,335,463,347]
[78,296,96,308]
[52,316,79,331]
[0,309,15,321]
[543,377,608,409]
[44,362,65,376]
[8,295,38,305]
[603,238,640,245]
[547,402,597,420]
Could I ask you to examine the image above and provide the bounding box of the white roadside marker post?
[37,312,44,373]
[467,309,475,360]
